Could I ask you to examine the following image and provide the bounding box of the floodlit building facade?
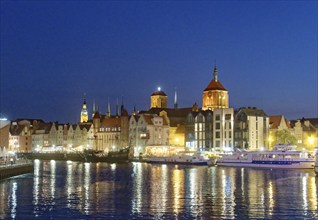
[234,107,269,150]
[129,114,169,157]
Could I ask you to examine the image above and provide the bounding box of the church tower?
[202,65,229,111]
[80,98,89,123]
[150,87,168,109]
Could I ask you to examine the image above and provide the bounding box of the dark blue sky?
[1,1,317,123]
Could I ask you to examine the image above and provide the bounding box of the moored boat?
[147,152,210,165]
[217,144,315,169]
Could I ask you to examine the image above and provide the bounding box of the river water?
[0,160,317,219]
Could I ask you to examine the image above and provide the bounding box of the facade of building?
[129,113,169,157]
[142,107,193,148]
[291,118,318,150]
[213,108,234,151]
[234,107,269,150]
[0,119,10,151]
[93,107,129,152]
[185,108,213,151]
[9,119,44,152]
[268,115,292,148]
[202,65,229,111]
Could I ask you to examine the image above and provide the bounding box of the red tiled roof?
[204,79,227,91]
[269,115,291,129]
[101,117,121,127]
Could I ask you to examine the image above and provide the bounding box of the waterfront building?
[213,108,234,151]
[268,115,293,148]
[202,65,229,111]
[185,106,213,151]
[234,107,269,150]
[129,113,169,157]
[290,118,318,150]
[9,119,44,152]
[142,107,192,148]
[31,122,58,151]
[0,118,10,151]
[92,104,129,152]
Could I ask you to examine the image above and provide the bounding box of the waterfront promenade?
[0,158,34,180]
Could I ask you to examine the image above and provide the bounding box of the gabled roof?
[141,107,193,118]
[142,114,155,125]
[301,118,318,128]
[140,107,192,127]
[238,107,267,117]
[101,117,121,127]
[79,123,93,131]
[10,124,25,135]
[269,115,291,129]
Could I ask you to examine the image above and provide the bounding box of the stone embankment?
[0,161,34,180]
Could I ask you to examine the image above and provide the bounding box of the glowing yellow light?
[308,137,314,145]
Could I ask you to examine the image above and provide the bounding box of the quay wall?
[0,163,34,180]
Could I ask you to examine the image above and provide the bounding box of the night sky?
[1,1,317,123]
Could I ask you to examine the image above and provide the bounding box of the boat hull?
[217,160,315,169]
[147,158,208,165]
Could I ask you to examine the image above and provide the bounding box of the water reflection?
[0,161,317,219]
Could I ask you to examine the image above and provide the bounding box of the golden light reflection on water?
[132,162,143,214]
[4,160,315,219]
[50,160,56,199]
[267,180,275,217]
[172,168,184,214]
[83,162,91,215]
[33,159,40,208]
[66,160,73,209]
[10,182,17,219]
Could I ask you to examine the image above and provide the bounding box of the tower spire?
[121,96,124,113]
[174,88,178,109]
[213,64,218,82]
[107,98,111,117]
[132,105,137,116]
[92,99,96,118]
[116,97,119,117]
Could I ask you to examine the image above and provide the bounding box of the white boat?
[217,144,315,169]
[147,152,210,165]
[314,151,318,175]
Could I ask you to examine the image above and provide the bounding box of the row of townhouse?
[1,110,316,155]
[6,119,94,152]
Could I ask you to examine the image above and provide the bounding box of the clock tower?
[80,98,89,123]
[202,65,229,111]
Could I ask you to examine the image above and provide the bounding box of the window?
[225,114,231,120]
[216,140,220,148]
[215,115,220,121]
[216,132,220,138]
[216,123,220,129]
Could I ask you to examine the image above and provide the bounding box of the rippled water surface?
[0,160,317,219]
